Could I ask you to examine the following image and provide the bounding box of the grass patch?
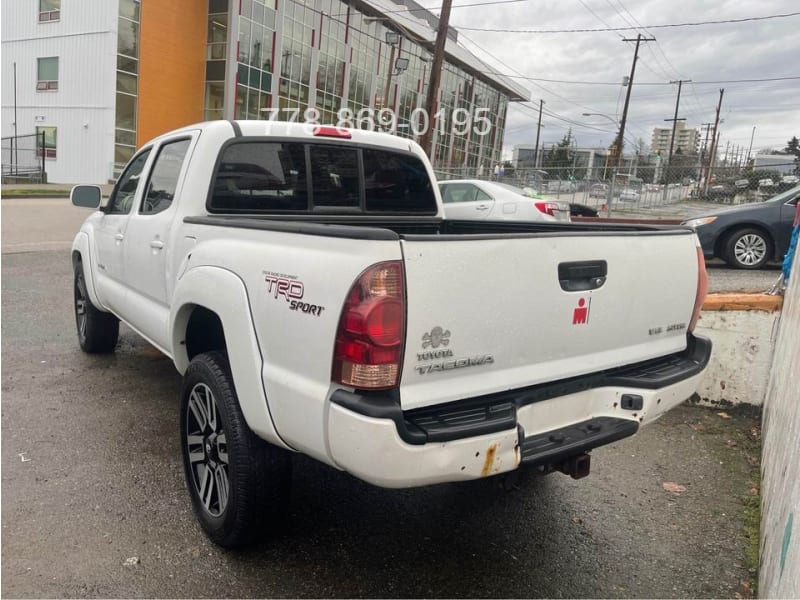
[742,492,761,595]
[1,188,70,197]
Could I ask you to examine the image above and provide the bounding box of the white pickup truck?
[71,121,711,547]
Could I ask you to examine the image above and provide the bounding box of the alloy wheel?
[734,234,767,267]
[185,383,230,517]
[75,273,88,339]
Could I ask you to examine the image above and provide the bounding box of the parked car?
[706,184,734,201]
[589,183,609,199]
[546,180,577,193]
[682,184,800,269]
[439,179,571,222]
[618,189,640,202]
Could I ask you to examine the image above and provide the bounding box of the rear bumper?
[327,335,711,488]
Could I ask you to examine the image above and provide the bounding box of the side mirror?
[70,185,102,209]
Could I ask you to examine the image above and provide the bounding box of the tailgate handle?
[558,260,607,291]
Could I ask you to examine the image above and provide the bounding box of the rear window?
[208,141,436,214]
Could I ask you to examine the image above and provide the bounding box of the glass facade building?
[202,0,527,171]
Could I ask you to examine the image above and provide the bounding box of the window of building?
[141,139,191,215]
[39,0,60,22]
[115,0,141,173]
[35,126,57,159]
[37,57,59,91]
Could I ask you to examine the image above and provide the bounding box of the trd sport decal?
[263,271,326,317]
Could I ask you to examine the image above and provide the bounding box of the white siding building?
[2,1,119,183]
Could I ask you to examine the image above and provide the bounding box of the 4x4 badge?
[422,326,451,349]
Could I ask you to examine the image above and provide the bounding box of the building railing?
[1,132,47,183]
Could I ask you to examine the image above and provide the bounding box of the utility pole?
[666,79,691,163]
[723,140,730,167]
[13,62,18,175]
[616,34,655,168]
[533,99,544,168]
[419,0,453,159]
[747,126,756,166]
[705,88,725,195]
[383,42,397,112]
[699,122,712,186]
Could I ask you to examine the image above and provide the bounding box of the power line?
[331,0,529,17]
[454,11,800,33]
[473,73,800,86]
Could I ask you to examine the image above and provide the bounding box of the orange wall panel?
[137,1,208,146]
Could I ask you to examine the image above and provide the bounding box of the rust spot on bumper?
[480,443,498,477]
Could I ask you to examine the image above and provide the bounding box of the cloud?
[444,0,799,156]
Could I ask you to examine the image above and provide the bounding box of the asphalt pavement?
[1,196,763,598]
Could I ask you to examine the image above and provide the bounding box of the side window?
[209,142,308,212]
[475,187,493,201]
[362,148,437,213]
[309,145,359,208]
[441,183,478,204]
[106,149,152,215]
[141,139,191,215]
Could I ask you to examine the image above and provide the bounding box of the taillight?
[333,261,405,389]
[535,201,560,216]
[689,246,709,332]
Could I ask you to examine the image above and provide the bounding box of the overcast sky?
[428,0,799,159]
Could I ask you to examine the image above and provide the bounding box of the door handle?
[476,204,490,210]
[114,233,124,241]
[558,260,607,291]
[150,240,164,249]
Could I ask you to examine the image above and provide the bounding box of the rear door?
[440,182,495,220]
[398,229,700,410]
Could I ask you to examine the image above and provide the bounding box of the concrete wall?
[760,271,800,597]
[694,294,782,407]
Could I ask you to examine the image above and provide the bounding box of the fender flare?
[170,265,290,450]
[71,232,105,311]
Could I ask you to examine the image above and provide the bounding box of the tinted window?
[208,142,437,214]
[107,149,151,214]
[309,145,359,208]
[210,142,308,212]
[141,139,190,214]
[363,149,436,213]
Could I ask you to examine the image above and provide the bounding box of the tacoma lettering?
[414,355,494,375]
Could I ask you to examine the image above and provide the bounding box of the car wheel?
[723,228,771,269]
[74,260,119,353]
[180,351,291,548]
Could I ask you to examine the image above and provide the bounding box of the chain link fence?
[434,160,799,213]
[2,132,47,183]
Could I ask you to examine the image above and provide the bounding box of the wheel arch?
[71,234,104,310]
[170,266,289,450]
[714,222,776,261]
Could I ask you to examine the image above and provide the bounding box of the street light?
[582,112,618,126]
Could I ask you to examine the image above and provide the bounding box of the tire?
[180,351,291,548]
[723,228,772,269]
[74,261,119,353]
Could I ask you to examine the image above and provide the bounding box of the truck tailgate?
[399,230,699,410]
